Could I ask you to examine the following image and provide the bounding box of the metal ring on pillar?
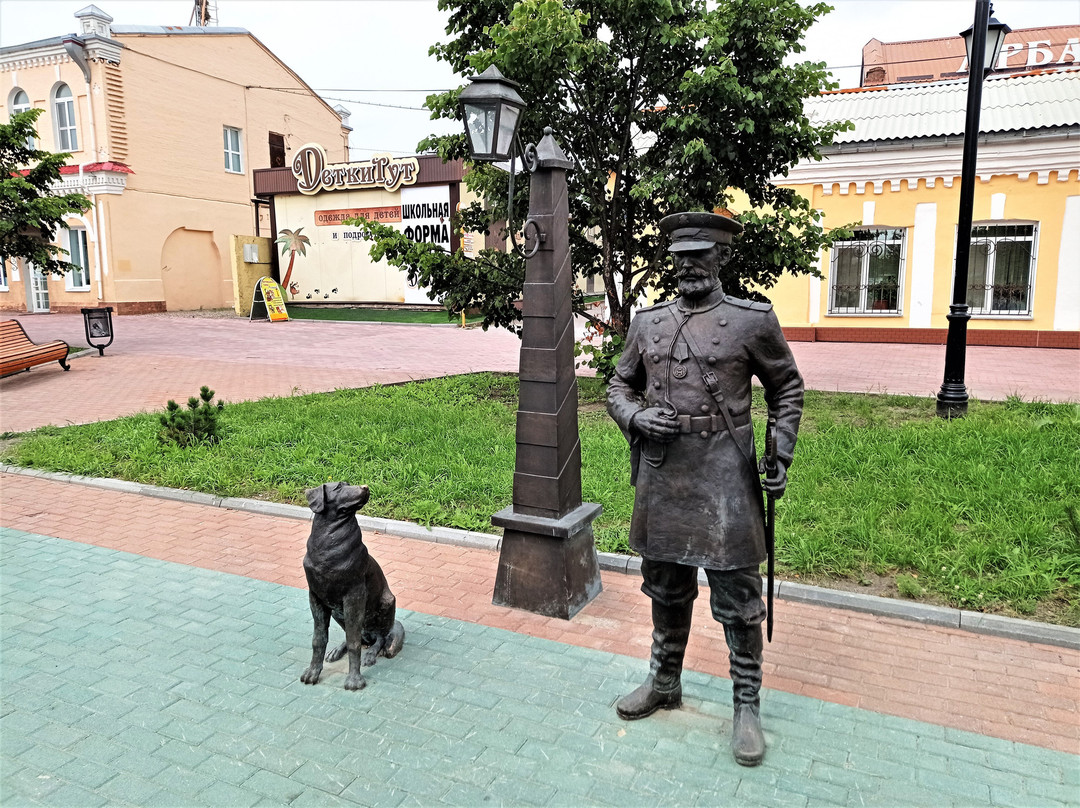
[521,218,542,259]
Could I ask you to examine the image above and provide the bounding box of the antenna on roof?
[189,0,217,26]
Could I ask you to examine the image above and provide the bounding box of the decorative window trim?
[827,227,907,316]
[959,221,1039,319]
[52,82,79,152]
[65,228,91,291]
[0,257,10,291]
[224,126,243,174]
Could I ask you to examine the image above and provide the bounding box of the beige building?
[1,4,349,314]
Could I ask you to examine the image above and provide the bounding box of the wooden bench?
[0,319,71,376]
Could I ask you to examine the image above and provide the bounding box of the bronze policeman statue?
[607,211,803,767]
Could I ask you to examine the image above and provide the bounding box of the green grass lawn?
[285,305,480,325]
[3,374,1077,625]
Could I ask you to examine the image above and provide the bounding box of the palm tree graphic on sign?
[276,227,311,297]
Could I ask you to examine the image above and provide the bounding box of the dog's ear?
[305,485,328,514]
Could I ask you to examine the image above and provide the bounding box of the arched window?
[9,89,34,148]
[53,83,78,151]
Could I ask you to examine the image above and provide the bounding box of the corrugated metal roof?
[807,68,1080,143]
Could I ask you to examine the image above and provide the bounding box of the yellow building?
[1,4,349,314]
[770,68,1079,349]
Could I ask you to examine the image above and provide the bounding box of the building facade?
[1,4,349,315]
[767,67,1079,348]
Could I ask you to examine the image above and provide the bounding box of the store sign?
[314,206,402,226]
[957,37,1079,73]
[400,186,451,248]
[292,143,419,195]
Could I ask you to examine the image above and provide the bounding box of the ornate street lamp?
[937,1,1010,419]
[458,65,525,163]
[460,66,602,619]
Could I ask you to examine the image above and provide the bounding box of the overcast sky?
[2,0,1076,157]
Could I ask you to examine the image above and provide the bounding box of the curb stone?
[3,464,1078,651]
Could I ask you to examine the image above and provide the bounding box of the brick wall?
[783,327,1079,349]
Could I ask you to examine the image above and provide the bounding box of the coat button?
[700,404,709,413]
[712,337,720,344]
[652,354,660,363]
[720,319,728,327]
[652,335,660,343]
[700,430,709,439]
[653,317,660,324]
[707,356,716,364]
[653,381,661,389]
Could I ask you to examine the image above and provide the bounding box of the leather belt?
[675,410,750,434]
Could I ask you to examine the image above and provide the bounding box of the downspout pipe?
[64,36,105,301]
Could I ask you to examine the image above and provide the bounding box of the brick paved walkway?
[2,312,1077,435]
[2,312,1078,805]
[2,472,1078,806]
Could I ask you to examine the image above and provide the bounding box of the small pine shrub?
[159,386,225,447]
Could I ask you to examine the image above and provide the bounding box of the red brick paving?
[2,472,1077,755]
[2,312,1077,435]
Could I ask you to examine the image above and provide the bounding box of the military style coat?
[607,291,804,570]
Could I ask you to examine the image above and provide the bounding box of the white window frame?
[827,227,907,316]
[9,88,35,149]
[223,126,243,173]
[52,83,79,152]
[962,222,1039,319]
[0,257,10,291]
[65,229,91,291]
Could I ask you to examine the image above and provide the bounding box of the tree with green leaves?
[353,0,851,376]
[0,108,92,276]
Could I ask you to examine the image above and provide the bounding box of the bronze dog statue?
[300,482,404,690]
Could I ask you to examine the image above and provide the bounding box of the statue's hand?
[758,457,788,499]
[631,408,680,443]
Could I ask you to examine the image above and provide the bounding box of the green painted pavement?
[1,527,1075,807]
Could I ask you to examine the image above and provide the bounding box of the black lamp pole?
[936,0,999,418]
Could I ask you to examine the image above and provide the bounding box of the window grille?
[965,224,1036,316]
[828,228,906,315]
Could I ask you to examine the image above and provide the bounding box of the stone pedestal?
[491,503,602,619]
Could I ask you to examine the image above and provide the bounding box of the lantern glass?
[985,17,1011,70]
[496,105,520,159]
[463,103,497,157]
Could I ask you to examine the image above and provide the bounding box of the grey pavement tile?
[2,526,1077,808]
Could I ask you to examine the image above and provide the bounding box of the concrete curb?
[3,464,1078,651]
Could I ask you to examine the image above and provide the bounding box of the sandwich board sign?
[250,277,289,322]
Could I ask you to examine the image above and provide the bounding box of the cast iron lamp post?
[459,65,602,619]
[936,1,1010,419]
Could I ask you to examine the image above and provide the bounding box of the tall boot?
[724,623,765,766]
[616,601,692,720]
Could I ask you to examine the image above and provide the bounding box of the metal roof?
[861,25,1080,86]
[807,68,1080,143]
[111,25,250,35]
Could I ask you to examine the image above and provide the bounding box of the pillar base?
[491,503,603,619]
